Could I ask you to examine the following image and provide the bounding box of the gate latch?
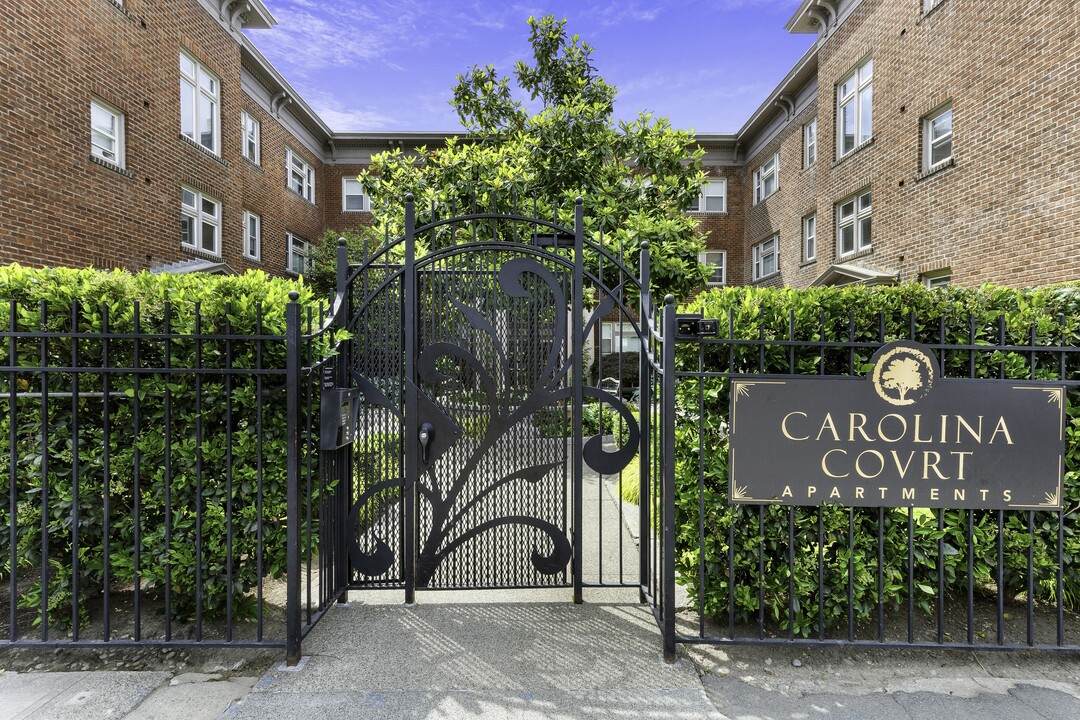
[418,422,435,464]
[676,314,720,340]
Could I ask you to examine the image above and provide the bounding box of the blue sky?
[246,1,812,134]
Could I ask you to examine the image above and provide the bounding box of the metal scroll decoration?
[348,254,640,584]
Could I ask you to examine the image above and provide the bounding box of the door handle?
[418,422,435,464]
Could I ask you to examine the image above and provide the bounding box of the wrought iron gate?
[300,197,649,631]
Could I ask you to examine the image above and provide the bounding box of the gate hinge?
[676,314,719,340]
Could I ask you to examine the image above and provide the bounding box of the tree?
[354,15,711,300]
[881,357,923,401]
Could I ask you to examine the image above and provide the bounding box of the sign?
[728,341,1065,510]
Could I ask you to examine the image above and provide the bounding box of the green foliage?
[359,15,711,300]
[589,351,640,388]
[306,227,385,298]
[673,281,1080,636]
[0,265,327,628]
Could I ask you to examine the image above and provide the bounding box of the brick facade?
[1,0,1077,289]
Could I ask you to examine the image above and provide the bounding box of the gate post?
[571,198,585,605]
[661,295,678,663]
[285,291,302,665]
[637,243,652,605]
[402,195,418,605]
[335,237,351,603]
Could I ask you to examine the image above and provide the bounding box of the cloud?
[299,90,398,132]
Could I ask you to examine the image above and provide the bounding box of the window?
[241,112,260,165]
[836,190,872,257]
[180,187,221,255]
[689,180,727,213]
[923,0,947,13]
[243,210,261,261]
[752,235,779,281]
[753,153,779,204]
[802,214,816,262]
[287,233,310,274]
[180,51,219,155]
[803,118,817,168]
[923,271,951,289]
[600,322,640,354]
[699,251,726,286]
[923,105,953,170]
[343,177,369,212]
[837,58,873,157]
[286,148,315,202]
[90,98,124,167]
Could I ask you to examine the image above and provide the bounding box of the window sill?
[287,188,316,206]
[752,271,780,284]
[752,192,778,209]
[705,282,726,288]
[341,209,372,214]
[837,247,874,262]
[89,154,134,178]
[833,136,875,167]
[915,158,955,182]
[688,211,729,216]
[179,133,228,167]
[800,259,817,268]
[243,157,263,172]
[180,244,223,261]
[243,255,262,264]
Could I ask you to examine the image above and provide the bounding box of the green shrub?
[0,265,330,628]
[674,282,1080,636]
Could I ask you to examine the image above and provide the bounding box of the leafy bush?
[673,282,1080,636]
[0,266,329,628]
[589,351,640,391]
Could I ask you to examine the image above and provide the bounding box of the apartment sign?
[728,341,1065,510]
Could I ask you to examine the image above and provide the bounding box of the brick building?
[1,0,1077,289]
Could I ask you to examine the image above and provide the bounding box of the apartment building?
[1,0,1077,290]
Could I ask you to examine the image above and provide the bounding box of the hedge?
[0,266,329,629]
[673,282,1080,637]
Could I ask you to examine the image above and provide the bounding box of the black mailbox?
[320,387,363,450]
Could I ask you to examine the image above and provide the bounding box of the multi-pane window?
[924,105,953,170]
[343,177,369,212]
[923,271,951,289]
[600,322,640,354]
[689,180,727,213]
[753,153,779,204]
[802,214,817,261]
[752,235,779,281]
[241,112,260,165]
[803,118,817,168]
[837,58,873,157]
[287,232,310,274]
[699,251,726,286]
[180,187,221,255]
[836,190,872,257]
[90,98,124,167]
[180,51,219,155]
[286,148,315,202]
[243,210,261,261]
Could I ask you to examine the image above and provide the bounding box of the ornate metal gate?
[318,197,647,607]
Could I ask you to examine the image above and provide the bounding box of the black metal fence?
[652,309,1080,657]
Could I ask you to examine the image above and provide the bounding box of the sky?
[245,0,813,134]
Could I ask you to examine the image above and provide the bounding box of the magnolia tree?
[351,15,710,300]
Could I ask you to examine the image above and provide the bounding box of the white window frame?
[180,186,221,256]
[752,235,779,282]
[836,189,872,258]
[90,98,124,168]
[699,251,726,286]
[241,111,260,165]
[286,232,310,275]
[180,50,220,155]
[342,177,369,212]
[803,118,817,168]
[837,58,873,158]
[923,104,953,171]
[600,321,640,354]
[689,179,727,213]
[286,148,315,203]
[753,153,779,205]
[802,214,817,262]
[243,210,261,261]
[923,0,947,13]
[923,271,951,289]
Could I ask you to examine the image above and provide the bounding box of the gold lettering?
[922,451,948,480]
[890,450,916,478]
[902,487,916,501]
[940,414,948,444]
[856,450,885,479]
[830,486,841,499]
[817,413,840,442]
[879,487,888,499]
[1003,489,1013,503]
[855,487,865,499]
[980,489,989,501]
[913,415,933,443]
[950,451,973,480]
[930,488,939,501]
[821,449,848,478]
[989,417,1014,445]
[877,414,907,443]
[849,413,874,442]
[955,415,983,444]
[807,485,818,497]
[782,486,793,498]
[954,488,965,502]
[781,412,810,441]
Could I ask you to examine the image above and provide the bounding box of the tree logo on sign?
[871,343,937,406]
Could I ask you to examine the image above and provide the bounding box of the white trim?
[180,49,220,156]
[286,232,310,275]
[923,104,953,171]
[922,269,951,289]
[243,210,261,261]
[690,179,727,213]
[752,234,779,281]
[286,147,315,203]
[836,189,872,258]
[699,250,727,286]
[90,97,124,168]
[837,58,873,159]
[802,213,817,262]
[803,118,817,168]
[342,177,369,212]
[180,186,221,256]
[753,153,779,205]
[241,111,260,165]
